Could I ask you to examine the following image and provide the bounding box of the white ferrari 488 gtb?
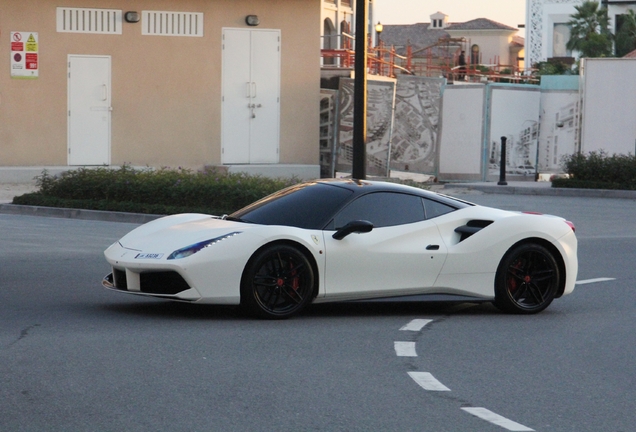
[103,179,577,319]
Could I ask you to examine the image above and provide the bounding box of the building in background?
[378,12,524,77]
[525,0,636,67]
[1,0,321,179]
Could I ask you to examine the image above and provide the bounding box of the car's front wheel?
[493,243,560,314]
[241,244,315,319]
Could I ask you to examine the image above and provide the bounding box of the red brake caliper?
[290,261,299,291]
[509,260,522,292]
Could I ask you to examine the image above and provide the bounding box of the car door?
[322,192,448,300]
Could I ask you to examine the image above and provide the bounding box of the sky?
[373,0,526,29]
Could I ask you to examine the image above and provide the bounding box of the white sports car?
[103,179,578,319]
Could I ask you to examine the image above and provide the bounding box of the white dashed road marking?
[399,319,536,430]
[461,407,534,431]
[394,341,417,357]
[407,371,451,391]
[576,277,616,285]
[400,319,433,331]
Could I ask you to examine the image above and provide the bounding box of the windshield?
[230,183,353,229]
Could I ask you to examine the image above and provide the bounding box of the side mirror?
[332,220,374,240]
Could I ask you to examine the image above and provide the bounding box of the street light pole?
[375,21,383,47]
[375,21,383,75]
[352,0,368,180]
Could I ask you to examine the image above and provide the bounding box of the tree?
[566,1,613,58]
[615,9,636,57]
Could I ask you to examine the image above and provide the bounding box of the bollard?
[497,136,507,186]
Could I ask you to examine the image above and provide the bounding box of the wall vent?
[142,11,204,37]
[57,8,122,34]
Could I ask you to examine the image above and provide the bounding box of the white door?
[222,29,280,164]
[324,222,447,299]
[68,55,111,165]
[249,30,280,163]
[322,192,448,299]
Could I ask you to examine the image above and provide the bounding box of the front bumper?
[102,269,202,301]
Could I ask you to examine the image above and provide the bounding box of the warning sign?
[26,34,38,52]
[11,32,38,79]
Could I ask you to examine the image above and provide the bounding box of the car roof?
[315,178,472,207]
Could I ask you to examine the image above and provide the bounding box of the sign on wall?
[11,32,38,78]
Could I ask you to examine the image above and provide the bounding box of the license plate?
[135,253,164,259]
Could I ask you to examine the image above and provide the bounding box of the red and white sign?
[11,31,38,78]
[25,53,38,70]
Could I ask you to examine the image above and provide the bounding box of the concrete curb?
[0,204,161,224]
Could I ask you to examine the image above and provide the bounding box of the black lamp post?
[352,0,368,180]
[375,21,383,47]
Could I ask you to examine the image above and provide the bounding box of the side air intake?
[454,220,493,242]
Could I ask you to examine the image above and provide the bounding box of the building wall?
[484,32,517,65]
[1,0,320,169]
[321,0,354,50]
[446,31,517,66]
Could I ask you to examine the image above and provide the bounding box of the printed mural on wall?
[336,78,396,176]
[331,77,583,180]
[390,76,443,175]
[335,76,442,177]
[487,87,541,178]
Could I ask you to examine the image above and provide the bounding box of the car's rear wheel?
[241,245,314,319]
[493,243,560,314]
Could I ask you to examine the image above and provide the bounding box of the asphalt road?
[1,193,635,431]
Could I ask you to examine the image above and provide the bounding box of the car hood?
[118,213,256,252]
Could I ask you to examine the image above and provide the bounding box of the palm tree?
[566,1,613,58]
[615,9,636,57]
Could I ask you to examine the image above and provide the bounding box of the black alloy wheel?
[493,243,560,314]
[241,245,315,319]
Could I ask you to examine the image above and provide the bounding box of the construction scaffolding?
[321,35,538,84]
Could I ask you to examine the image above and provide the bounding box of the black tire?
[240,244,315,319]
[493,243,560,314]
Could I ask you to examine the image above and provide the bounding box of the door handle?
[426,245,440,250]
[101,84,107,101]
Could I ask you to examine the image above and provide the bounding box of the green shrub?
[14,166,299,215]
[555,150,636,190]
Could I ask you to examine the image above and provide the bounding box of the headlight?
[167,232,242,260]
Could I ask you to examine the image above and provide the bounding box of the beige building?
[380,12,524,76]
[1,0,321,179]
[444,17,522,68]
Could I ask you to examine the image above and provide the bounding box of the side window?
[423,198,455,219]
[332,192,425,229]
